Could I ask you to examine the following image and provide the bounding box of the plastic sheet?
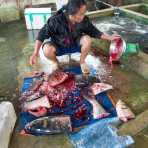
[69,117,134,148]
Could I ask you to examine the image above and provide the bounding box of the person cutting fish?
[30,0,119,74]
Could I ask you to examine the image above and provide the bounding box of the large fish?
[25,115,72,135]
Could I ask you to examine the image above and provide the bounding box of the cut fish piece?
[23,96,51,110]
[82,93,110,119]
[116,100,135,122]
[90,83,113,95]
[48,71,69,87]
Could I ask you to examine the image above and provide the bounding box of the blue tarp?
[19,66,117,129]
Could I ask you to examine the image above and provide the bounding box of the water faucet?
[95,0,121,17]
[114,6,120,17]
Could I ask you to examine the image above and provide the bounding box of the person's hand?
[109,33,120,41]
[101,32,120,41]
[30,53,38,66]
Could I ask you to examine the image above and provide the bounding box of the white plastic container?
[24,8,52,30]
[0,102,17,148]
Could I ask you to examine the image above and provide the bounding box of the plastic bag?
[109,37,126,65]
[69,117,134,148]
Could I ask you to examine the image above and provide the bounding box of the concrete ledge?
[138,52,148,63]
[120,3,148,24]
[121,3,142,10]
[0,102,17,148]
[118,109,148,136]
[87,8,114,19]
[122,51,148,80]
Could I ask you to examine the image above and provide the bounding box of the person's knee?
[80,35,92,48]
[43,43,56,59]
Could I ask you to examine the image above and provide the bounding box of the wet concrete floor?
[0,20,147,148]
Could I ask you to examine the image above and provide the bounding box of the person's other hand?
[30,53,38,66]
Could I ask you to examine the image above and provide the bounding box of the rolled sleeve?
[36,17,56,42]
[36,24,49,42]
